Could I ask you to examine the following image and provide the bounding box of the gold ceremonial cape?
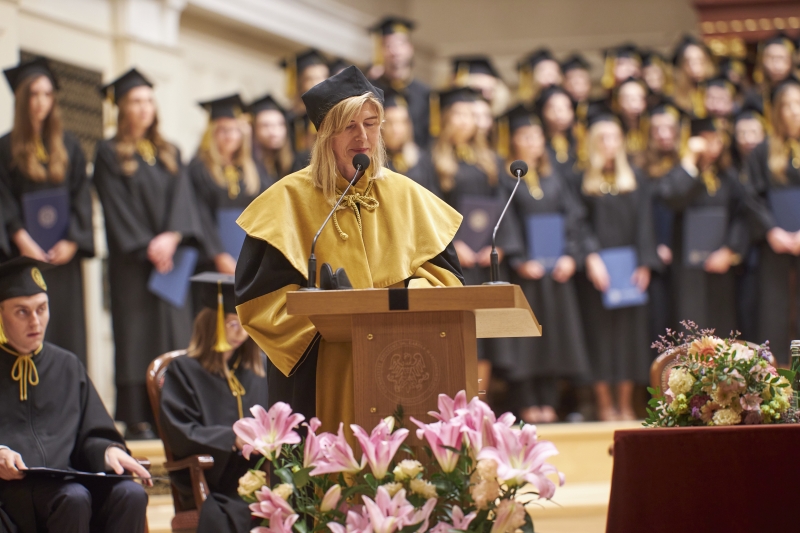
[236,166,463,433]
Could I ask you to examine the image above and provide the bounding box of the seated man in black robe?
[0,257,151,533]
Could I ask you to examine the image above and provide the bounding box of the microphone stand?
[483,169,522,285]
[301,163,366,291]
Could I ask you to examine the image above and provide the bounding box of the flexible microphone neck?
[485,160,527,285]
[304,154,370,290]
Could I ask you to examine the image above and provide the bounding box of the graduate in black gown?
[750,33,796,129]
[600,44,642,93]
[93,69,203,439]
[369,17,431,149]
[499,105,590,424]
[0,257,150,533]
[657,117,749,336]
[561,53,592,128]
[671,36,713,118]
[189,94,267,275]
[420,86,520,395]
[535,86,584,196]
[381,88,426,185]
[641,50,672,109]
[0,57,94,364]
[614,78,650,168]
[282,49,329,153]
[160,273,267,533]
[577,107,659,420]
[742,78,800,363]
[0,176,16,262]
[249,94,305,186]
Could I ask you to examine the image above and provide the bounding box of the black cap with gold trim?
[452,56,500,83]
[0,257,53,303]
[301,65,383,130]
[99,68,153,105]
[248,94,286,117]
[370,16,415,36]
[191,272,235,352]
[3,56,59,93]
[199,94,245,120]
[561,53,590,73]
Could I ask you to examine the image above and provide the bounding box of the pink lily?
[320,484,342,513]
[249,486,294,520]
[362,486,436,533]
[451,505,477,530]
[250,512,298,533]
[233,403,304,461]
[428,390,468,422]
[328,506,374,533]
[478,424,564,498]
[410,418,463,473]
[458,396,515,452]
[351,419,409,479]
[310,423,366,476]
[490,499,527,533]
[303,418,335,469]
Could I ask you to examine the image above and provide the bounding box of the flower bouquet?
[645,322,797,427]
[233,390,564,533]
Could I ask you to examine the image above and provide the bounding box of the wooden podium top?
[286,284,541,342]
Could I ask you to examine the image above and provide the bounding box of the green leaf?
[274,467,294,485]
[777,368,796,383]
[293,519,308,533]
[521,513,535,533]
[293,467,313,489]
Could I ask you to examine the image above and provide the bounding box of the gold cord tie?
[455,145,476,164]
[35,137,49,164]
[701,167,720,196]
[224,165,241,199]
[2,344,42,401]
[551,134,569,164]
[523,168,543,200]
[136,139,157,166]
[226,356,247,419]
[332,181,379,241]
[788,139,800,170]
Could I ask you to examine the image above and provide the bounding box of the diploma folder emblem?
[455,196,504,252]
[22,187,70,251]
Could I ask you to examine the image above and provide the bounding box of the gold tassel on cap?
[455,62,469,87]
[518,64,534,102]
[602,56,615,90]
[373,33,384,68]
[429,93,441,138]
[496,117,510,160]
[214,281,233,353]
[285,56,297,100]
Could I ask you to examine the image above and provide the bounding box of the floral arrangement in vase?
[645,321,796,428]
[234,390,564,533]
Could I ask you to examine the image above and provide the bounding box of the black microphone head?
[510,160,528,177]
[352,153,370,171]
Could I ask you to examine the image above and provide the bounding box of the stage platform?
[129,420,642,533]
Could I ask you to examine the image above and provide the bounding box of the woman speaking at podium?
[234,66,464,433]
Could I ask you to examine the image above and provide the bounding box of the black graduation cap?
[519,48,557,71]
[301,65,383,130]
[0,257,53,303]
[534,85,571,116]
[733,94,765,124]
[586,100,620,128]
[561,53,590,73]
[641,50,667,68]
[438,86,482,110]
[370,16,415,36]
[452,56,500,83]
[199,94,245,120]
[606,43,641,62]
[99,68,153,105]
[649,97,685,120]
[770,75,800,102]
[690,116,716,136]
[762,31,796,52]
[281,49,328,74]
[672,34,707,65]
[3,56,59,93]
[617,76,647,90]
[495,104,538,159]
[383,87,408,109]
[190,272,235,352]
[248,94,285,116]
[704,75,738,95]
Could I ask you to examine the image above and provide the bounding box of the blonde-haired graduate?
[234,66,464,435]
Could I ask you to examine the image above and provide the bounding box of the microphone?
[483,160,527,285]
[302,153,371,290]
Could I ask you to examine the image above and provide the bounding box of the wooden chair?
[146,350,214,533]
[650,340,775,393]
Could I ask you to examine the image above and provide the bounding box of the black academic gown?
[503,167,591,391]
[286,111,314,153]
[0,133,94,363]
[0,342,147,533]
[577,171,661,384]
[657,164,749,336]
[742,140,800,363]
[374,77,431,149]
[545,132,583,197]
[93,140,202,426]
[159,353,268,533]
[188,157,269,272]
[0,175,16,261]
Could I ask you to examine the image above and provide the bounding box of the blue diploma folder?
[683,206,727,268]
[526,213,565,271]
[455,196,504,252]
[768,188,800,233]
[147,246,199,308]
[599,246,648,309]
[22,187,69,251]
[216,208,246,260]
[653,200,674,247]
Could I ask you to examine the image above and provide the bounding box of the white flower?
[381,481,403,497]
[409,478,437,499]
[731,344,755,362]
[236,470,266,497]
[273,483,294,500]
[667,368,695,396]
[393,459,423,481]
[712,408,741,426]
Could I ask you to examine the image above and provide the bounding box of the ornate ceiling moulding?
[693,0,800,52]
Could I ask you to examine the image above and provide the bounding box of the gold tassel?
[455,62,469,87]
[602,56,615,90]
[496,117,510,160]
[518,64,534,102]
[551,134,569,163]
[373,33,384,68]
[763,87,773,135]
[294,117,307,152]
[285,56,297,100]
[0,318,7,345]
[679,116,691,159]
[136,139,157,166]
[34,137,49,164]
[214,281,233,353]
[224,165,241,199]
[692,86,706,118]
[429,93,441,138]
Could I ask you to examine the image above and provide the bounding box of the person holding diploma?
[189,95,266,275]
[742,77,800,363]
[500,105,590,424]
[235,66,464,434]
[0,257,150,533]
[577,106,659,421]
[159,273,266,533]
[0,57,94,364]
[93,68,202,439]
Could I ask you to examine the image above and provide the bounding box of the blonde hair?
[309,93,387,202]
[582,120,637,196]
[767,83,800,184]
[11,75,68,184]
[115,93,178,176]
[432,105,498,193]
[197,118,260,195]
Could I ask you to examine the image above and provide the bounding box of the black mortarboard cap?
[649,97,686,120]
[99,68,153,105]
[770,75,800,102]
[452,56,500,79]
[586,100,620,128]
[191,272,236,314]
[370,16,415,36]
[280,49,328,74]
[248,94,285,116]
[199,94,245,120]
[0,257,53,303]
[519,48,557,71]
[438,86,482,110]
[383,87,408,109]
[561,53,590,73]
[690,116,716,136]
[502,103,539,132]
[704,75,738,94]
[672,34,707,65]
[734,94,765,123]
[606,43,641,61]
[534,85,571,116]
[301,65,383,130]
[762,31,796,51]
[3,56,59,93]
[641,50,667,68]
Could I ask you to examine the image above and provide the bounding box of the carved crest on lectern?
[375,340,439,405]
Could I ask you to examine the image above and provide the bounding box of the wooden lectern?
[286,285,540,429]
